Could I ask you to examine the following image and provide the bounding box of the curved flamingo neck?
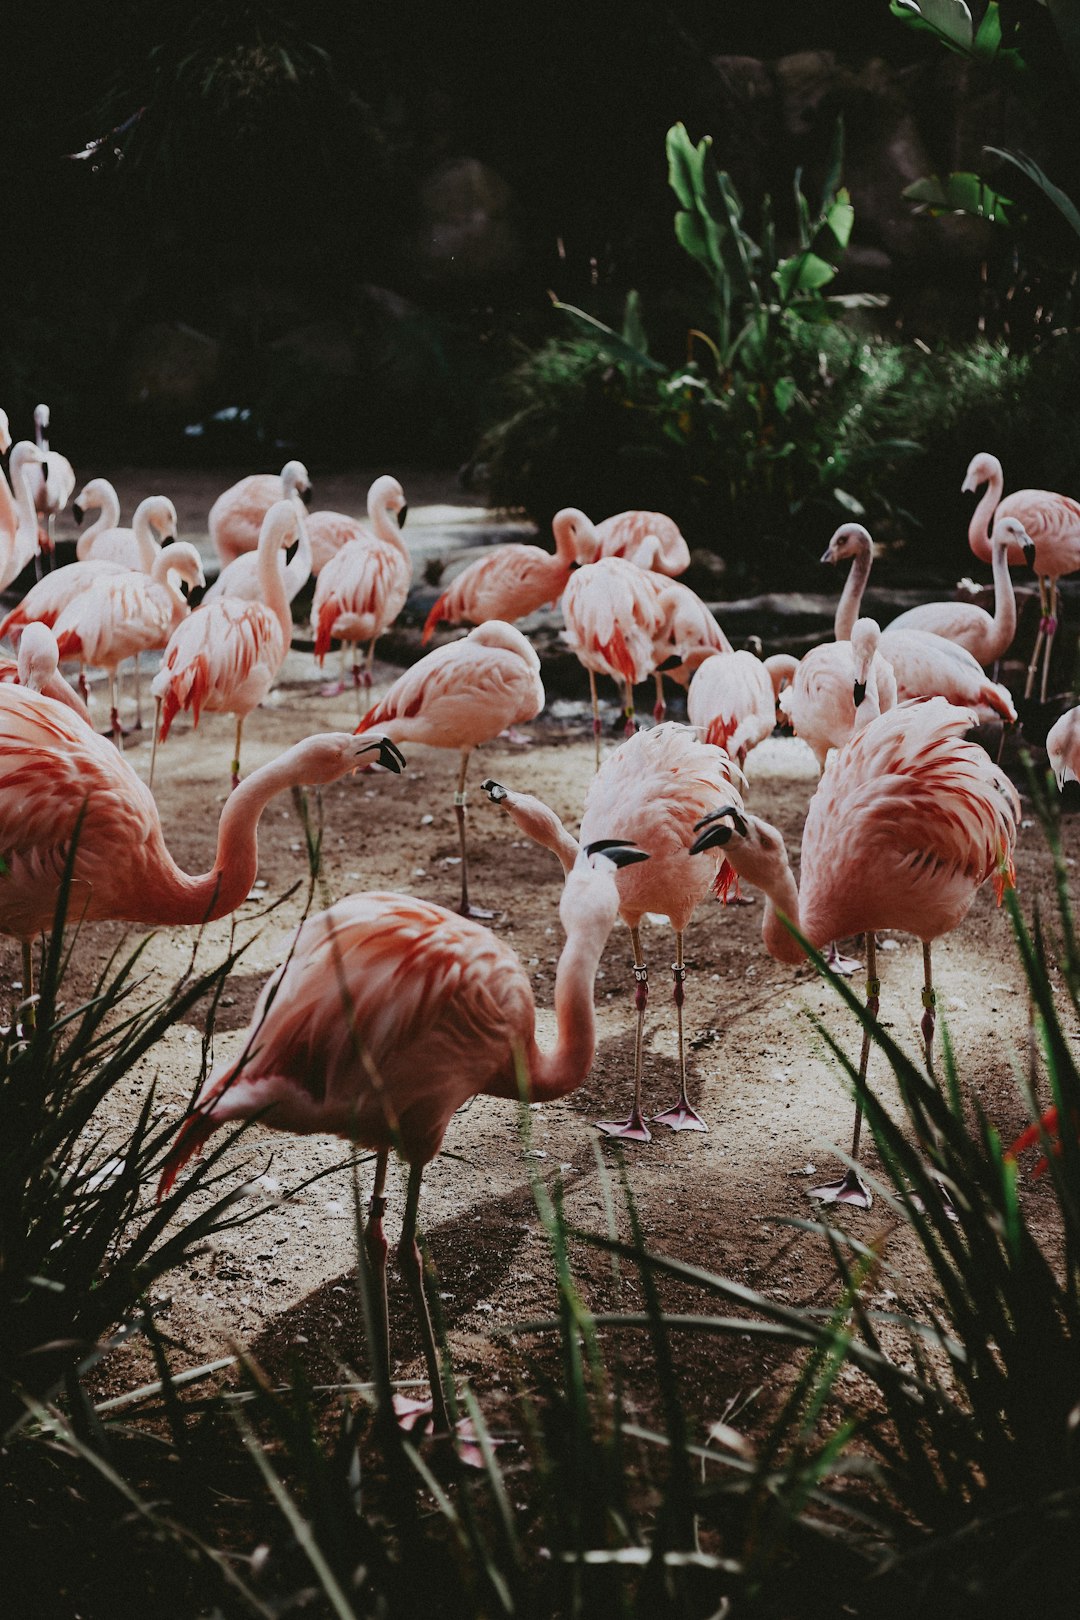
[497,789,579,875]
[147,746,320,923]
[834,540,872,641]
[76,486,123,558]
[370,489,407,553]
[257,525,292,639]
[131,504,165,571]
[986,539,1016,659]
[283,511,312,598]
[968,465,1002,565]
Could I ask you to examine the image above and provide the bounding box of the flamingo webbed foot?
[824,942,862,977]
[808,1167,872,1208]
[651,1100,709,1132]
[458,902,499,922]
[596,1108,652,1143]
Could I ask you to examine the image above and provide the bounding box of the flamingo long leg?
[149,698,162,789]
[1040,578,1058,704]
[597,926,652,1142]
[453,747,493,919]
[396,1162,450,1433]
[365,636,376,688]
[653,671,666,723]
[108,672,122,750]
[1024,577,1049,700]
[652,931,708,1131]
[363,1149,391,1380]
[132,653,143,731]
[588,668,601,770]
[623,679,636,737]
[810,933,878,1209]
[921,941,936,1075]
[230,716,244,793]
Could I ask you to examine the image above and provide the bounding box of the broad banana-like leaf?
[986,146,1080,242]
[890,0,974,52]
[903,171,1012,223]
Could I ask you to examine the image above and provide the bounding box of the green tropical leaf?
[549,297,666,372]
[890,0,974,52]
[774,251,838,300]
[986,145,1080,241]
[903,171,1013,223]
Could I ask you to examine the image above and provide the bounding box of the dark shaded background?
[1,1,1071,466]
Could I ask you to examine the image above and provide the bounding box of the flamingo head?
[820,523,872,566]
[994,515,1035,567]
[33,403,50,433]
[72,477,115,525]
[553,506,600,564]
[281,459,312,506]
[561,839,648,933]
[292,732,406,785]
[369,474,407,530]
[157,542,206,596]
[17,622,60,688]
[136,495,179,544]
[690,806,790,894]
[1046,707,1080,792]
[961,451,1002,496]
[850,617,883,708]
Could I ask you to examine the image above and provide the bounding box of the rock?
[122,323,221,417]
[415,157,521,282]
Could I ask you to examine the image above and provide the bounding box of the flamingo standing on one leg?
[422,508,597,644]
[156,840,645,1438]
[312,481,412,703]
[964,452,1080,702]
[52,543,205,745]
[483,721,742,1138]
[691,696,1020,1206]
[0,622,92,721]
[210,460,312,568]
[306,474,408,577]
[28,404,76,566]
[355,622,545,917]
[562,556,668,765]
[151,502,297,789]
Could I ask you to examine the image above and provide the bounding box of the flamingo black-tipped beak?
[374,738,406,773]
[961,477,976,494]
[584,838,649,869]
[1022,539,1037,570]
[820,546,834,564]
[690,805,748,855]
[481,777,508,803]
[656,654,683,673]
[72,502,84,524]
[398,505,408,529]
[853,679,867,707]
[40,459,49,483]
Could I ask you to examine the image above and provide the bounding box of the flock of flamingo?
[1,396,1077,1438]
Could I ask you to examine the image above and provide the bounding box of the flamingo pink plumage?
[649,577,733,717]
[0,684,403,948]
[964,451,1080,701]
[76,493,178,572]
[484,721,741,1138]
[152,501,296,789]
[779,618,897,771]
[0,443,49,591]
[28,404,76,559]
[1046,705,1080,789]
[823,523,1016,724]
[72,479,122,555]
[53,543,205,745]
[0,556,128,644]
[210,460,312,567]
[687,648,777,770]
[0,622,91,722]
[312,483,412,700]
[589,507,691,576]
[692,695,1020,1204]
[888,518,1023,667]
[355,620,545,915]
[306,474,408,577]
[156,840,645,1435]
[422,507,595,644]
[562,556,668,762]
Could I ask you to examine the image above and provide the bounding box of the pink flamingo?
[649,578,733,718]
[76,491,177,572]
[779,618,897,771]
[686,648,779,771]
[306,475,408,577]
[0,622,91,722]
[0,688,403,1011]
[824,523,1017,723]
[312,485,413,701]
[151,502,296,789]
[691,696,1020,1205]
[205,509,311,605]
[588,507,691,576]
[157,840,645,1435]
[965,451,1080,701]
[355,622,545,916]
[72,479,122,552]
[0,409,9,454]
[53,543,205,745]
[483,721,741,1138]
[422,507,596,644]
[1046,705,1080,789]
[0,443,50,591]
[888,519,1023,668]
[28,404,76,561]
[0,554,129,645]
[562,556,668,764]
[210,459,312,567]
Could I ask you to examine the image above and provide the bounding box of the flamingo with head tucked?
[964,451,1080,701]
[157,839,645,1437]
[306,474,408,577]
[423,507,596,644]
[210,459,312,567]
[355,621,544,917]
[0,622,91,722]
[76,492,177,572]
[686,647,778,772]
[587,507,691,576]
[562,556,668,764]
[151,502,296,789]
[483,721,741,1138]
[691,696,1020,1206]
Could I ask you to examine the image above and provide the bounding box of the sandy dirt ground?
[6,637,1070,1436]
